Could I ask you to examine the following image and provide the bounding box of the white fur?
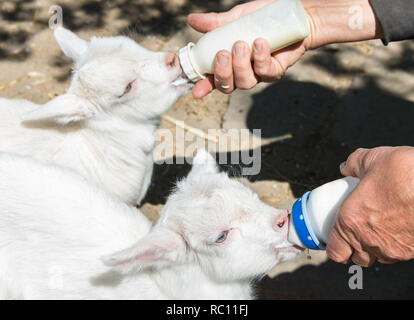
[0,150,299,299]
[0,27,191,205]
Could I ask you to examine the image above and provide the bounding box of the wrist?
[301,0,383,49]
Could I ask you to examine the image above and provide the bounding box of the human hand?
[187,0,382,98]
[326,146,414,267]
[187,0,313,98]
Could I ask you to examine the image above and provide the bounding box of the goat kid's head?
[102,150,300,281]
[22,27,191,125]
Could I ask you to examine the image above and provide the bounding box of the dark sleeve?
[369,0,414,44]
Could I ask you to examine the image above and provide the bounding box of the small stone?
[28,72,44,78]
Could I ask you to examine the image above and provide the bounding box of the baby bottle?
[287,177,360,250]
[178,0,310,81]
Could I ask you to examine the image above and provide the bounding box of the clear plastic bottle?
[286,177,360,250]
[178,0,310,82]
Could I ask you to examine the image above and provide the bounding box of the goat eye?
[120,81,134,98]
[215,230,229,244]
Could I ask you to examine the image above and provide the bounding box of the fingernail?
[340,162,346,170]
[235,43,245,57]
[217,54,228,66]
[254,40,263,52]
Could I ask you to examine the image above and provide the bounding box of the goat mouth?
[273,216,302,252]
[273,240,303,251]
[273,242,297,251]
[171,75,192,88]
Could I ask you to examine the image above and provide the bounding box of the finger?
[271,40,307,72]
[351,249,376,267]
[192,76,214,99]
[214,50,234,94]
[377,257,398,264]
[326,224,353,264]
[369,247,398,264]
[187,11,241,33]
[252,38,279,82]
[232,41,258,90]
[340,148,371,178]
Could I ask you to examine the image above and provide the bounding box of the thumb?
[326,220,353,264]
[340,148,376,179]
[187,11,241,33]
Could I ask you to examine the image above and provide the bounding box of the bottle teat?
[274,240,294,249]
[178,43,205,82]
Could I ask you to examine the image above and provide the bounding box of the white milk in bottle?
[178,0,310,81]
[286,177,360,250]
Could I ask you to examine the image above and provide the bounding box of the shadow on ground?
[145,74,414,201]
[246,75,414,196]
[52,0,244,36]
[0,0,35,61]
[0,0,244,61]
[257,260,414,299]
[141,154,248,205]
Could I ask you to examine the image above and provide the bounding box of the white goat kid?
[0,150,299,299]
[0,27,190,205]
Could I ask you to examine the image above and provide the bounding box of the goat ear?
[54,27,88,62]
[21,94,96,125]
[101,229,188,272]
[190,149,219,176]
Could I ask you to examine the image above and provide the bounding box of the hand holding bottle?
[327,147,414,267]
[188,0,383,99]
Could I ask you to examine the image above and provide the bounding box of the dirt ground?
[1,0,414,299]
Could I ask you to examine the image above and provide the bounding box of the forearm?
[302,0,383,48]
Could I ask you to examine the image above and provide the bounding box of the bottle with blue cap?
[286,177,360,250]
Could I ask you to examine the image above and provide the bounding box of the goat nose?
[165,52,178,68]
[273,209,289,231]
